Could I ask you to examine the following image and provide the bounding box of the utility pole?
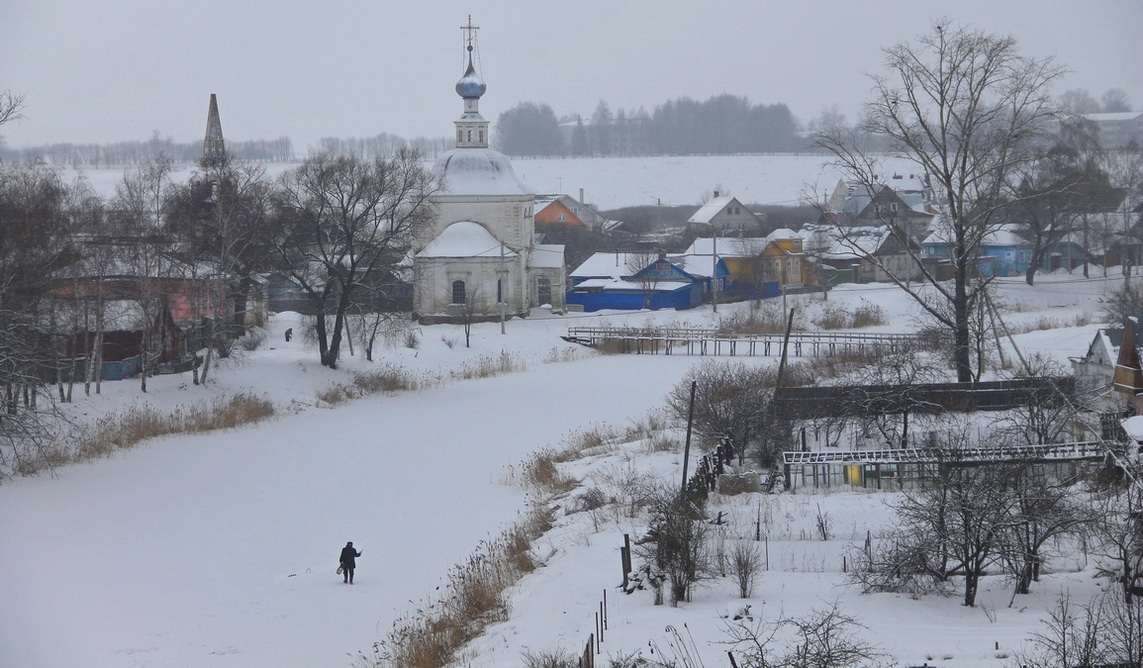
[712,228,719,313]
[681,380,697,494]
[499,241,506,334]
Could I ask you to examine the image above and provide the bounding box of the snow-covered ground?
[0,270,1118,666]
[63,153,918,210]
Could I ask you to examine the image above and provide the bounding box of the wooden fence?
[772,377,1077,418]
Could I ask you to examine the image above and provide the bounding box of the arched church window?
[451,280,466,305]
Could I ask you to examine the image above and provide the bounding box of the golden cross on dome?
[461,15,480,50]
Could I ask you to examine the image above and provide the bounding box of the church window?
[537,275,551,305]
[479,129,485,142]
[467,130,473,142]
[497,278,503,303]
[457,130,463,143]
[451,280,466,305]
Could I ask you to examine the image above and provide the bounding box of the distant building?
[686,193,763,235]
[1080,111,1143,149]
[566,251,728,312]
[533,193,606,233]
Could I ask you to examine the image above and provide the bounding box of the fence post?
[621,534,632,589]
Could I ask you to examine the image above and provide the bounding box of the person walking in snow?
[284,327,293,342]
[339,541,362,584]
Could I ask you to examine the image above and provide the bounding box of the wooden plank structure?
[782,441,1108,491]
[773,377,1076,417]
[563,326,923,357]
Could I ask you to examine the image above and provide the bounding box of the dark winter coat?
[339,545,361,568]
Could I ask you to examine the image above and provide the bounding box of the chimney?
[579,187,585,203]
[658,250,667,260]
[713,190,720,198]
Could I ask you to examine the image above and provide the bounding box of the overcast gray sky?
[2,0,1140,153]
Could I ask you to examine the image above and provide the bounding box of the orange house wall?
[535,201,586,228]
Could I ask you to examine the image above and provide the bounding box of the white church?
[412,34,566,323]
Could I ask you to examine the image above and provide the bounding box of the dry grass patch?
[352,365,419,393]
[360,504,556,668]
[813,299,886,330]
[73,393,275,462]
[520,449,578,495]
[316,384,354,406]
[717,302,803,335]
[450,351,523,381]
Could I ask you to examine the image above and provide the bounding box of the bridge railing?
[782,441,1109,465]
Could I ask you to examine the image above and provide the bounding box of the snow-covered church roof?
[433,38,533,199]
[416,221,515,258]
[434,148,534,197]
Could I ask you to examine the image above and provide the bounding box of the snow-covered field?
[63,153,917,211]
[0,271,1119,667]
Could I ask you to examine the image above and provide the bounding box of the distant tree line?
[495,94,802,157]
[309,134,452,160]
[0,131,463,168]
[1058,87,1134,115]
[0,132,295,167]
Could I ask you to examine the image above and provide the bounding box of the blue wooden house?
[567,252,729,312]
[922,224,1032,277]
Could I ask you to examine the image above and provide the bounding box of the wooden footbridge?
[563,326,923,357]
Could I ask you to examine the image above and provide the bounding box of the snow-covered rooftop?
[683,236,768,257]
[529,243,565,269]
[686,196,735,224]
[570,252,645,279]
[923,223,1029,247]
[799,224,892,260]
[434,147,534,197]
[416,221,513,258]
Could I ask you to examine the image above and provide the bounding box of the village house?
[566,251,728,312]
[686,192,764,235]
[800,223,923,284]
[533,193,605,233]
[922,224,1033,277]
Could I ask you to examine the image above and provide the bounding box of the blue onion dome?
[455,49,486,99]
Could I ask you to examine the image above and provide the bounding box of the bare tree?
[165,153,275,383]
[626,250,662,308]
[269,151,437,368]
[634,485,714,606]
[864,430,1029,607]
[112,157,177,392]
[1089,482,1143,605]
[666,361,782,466]
[847,350,943,448]
[0,90,24,129]
[1058,88,1101,115]
[1102,88,1133,113]
[1017,592,1107,668]
[0,163,74,476]
[724,601,883,668]
[815,20,1064,382]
